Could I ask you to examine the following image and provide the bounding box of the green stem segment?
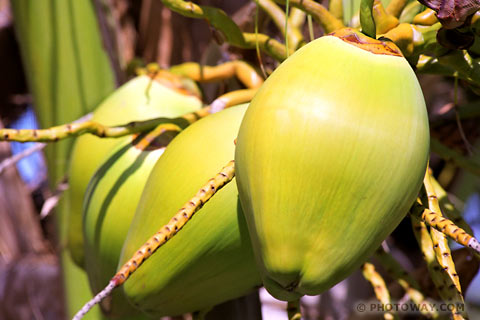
[410,215,467,320]
[242,33,289,61]
[161,0,288,60]
[307,14,314,41]
[73,160,236,320]
[287,300,302,320]
[360,0,376,38]
[254,4,268,78]
[255,0,304,50]
[161,0,244,46]
[0,88,257,143]
[374,247,438,318]
[0,120,181,143]
[273,0,344,33]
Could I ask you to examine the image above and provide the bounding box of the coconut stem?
[328,0,343,20]
[410,214,468,320]
[420,170,480,255]
[72,280,116,320]
[113,159,235,284]
[242,32,289,61]
[0,87,256,143]
[424,170,462,291]
[133,122,180,151]
[289,8,307,29]
[307,14,314,41]
[413,8,438,25]
[372,0,399,34]
[0,120,182,143]
[287,299,302,320]
[386,0,409,17]
[161,0,288,61]
[384,22,441,57]
[273,0,344,33]
[362,262,398,320]
[253,0,304,50]
[71,160,236,320]
[209,89,258,114]
[412,201,480,255]
[360,0,376,38]
[374,247,437,318]
[170,61,264,89]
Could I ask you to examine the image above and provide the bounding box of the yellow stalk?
[413,8,439,26]
[410,213,468,320]
[362,262,398,320]
[374,247,438,318]
[273,0,345,33]
[74,160,236,319]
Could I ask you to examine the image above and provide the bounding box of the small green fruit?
[119,104,261,317]
[67,74,202,267]
[235,29,430,300]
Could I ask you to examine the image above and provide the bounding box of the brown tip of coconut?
[329,28,403,57]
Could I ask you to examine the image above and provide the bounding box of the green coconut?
[82,130,175,318]
[235,28,430,301]
[67,74,202,267]
[119,104,261,317]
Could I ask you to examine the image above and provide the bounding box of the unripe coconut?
[235,28,429,300]
[67,73,202,267]
[82,130,176,318]
[119,104,261,317]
